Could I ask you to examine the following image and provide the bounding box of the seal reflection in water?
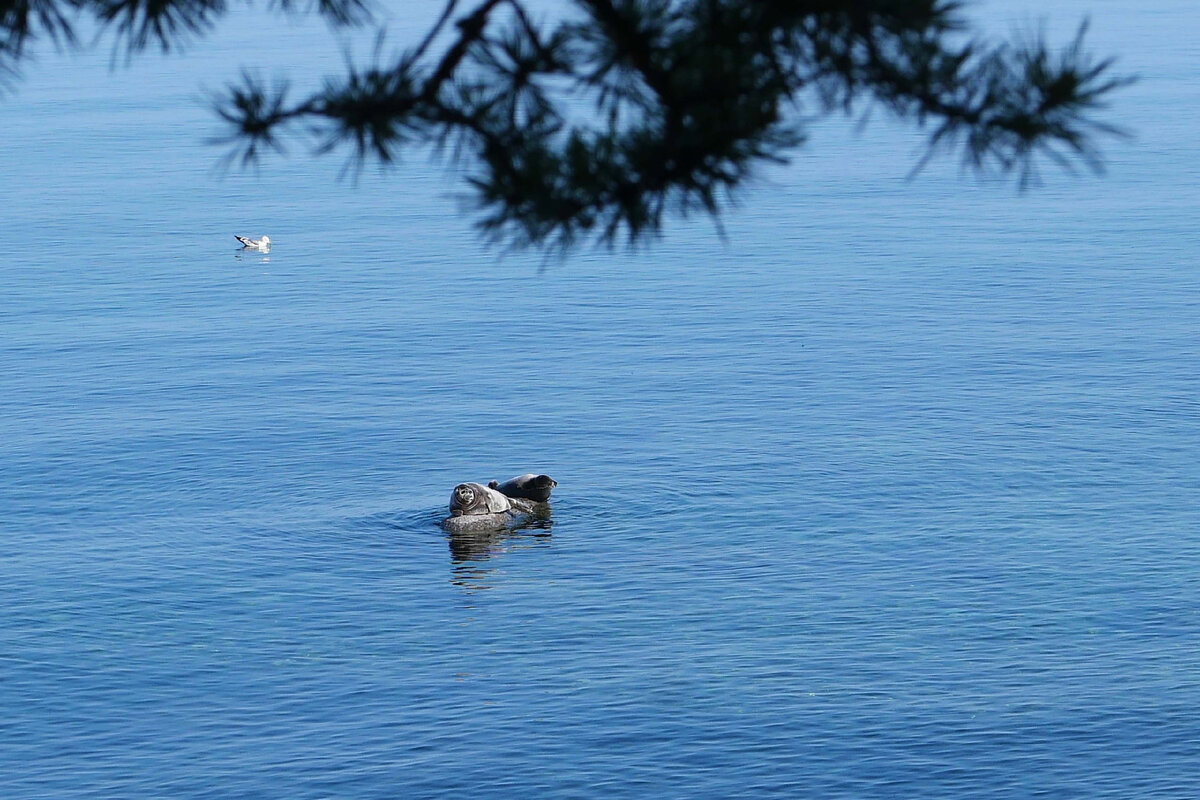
[442,474,556,533]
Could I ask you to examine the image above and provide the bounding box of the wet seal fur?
[488,473,557,503]
[443,475,556,533]
[449,483,515,516]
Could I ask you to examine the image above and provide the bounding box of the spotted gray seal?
[488,473,557,503]
[443,482,542,533]
[449,482,514,517]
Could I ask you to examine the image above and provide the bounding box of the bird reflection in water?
[234,252,270,264]
[448,517,553,591]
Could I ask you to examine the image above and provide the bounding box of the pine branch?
[2,0,1130,251]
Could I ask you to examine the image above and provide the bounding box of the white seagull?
[235,234,271,251]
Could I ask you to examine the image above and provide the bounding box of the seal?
[448,482,514,517]
[443,482,542,533]
[488,473,558,503]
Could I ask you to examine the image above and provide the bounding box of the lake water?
[2,1,1198,797]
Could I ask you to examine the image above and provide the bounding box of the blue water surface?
[2,1,1198,797]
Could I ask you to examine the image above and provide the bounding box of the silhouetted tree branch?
[2,0,1132,250]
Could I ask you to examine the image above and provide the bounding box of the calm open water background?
[2,1,1198,797]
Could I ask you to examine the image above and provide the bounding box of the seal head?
[449,482,513,517]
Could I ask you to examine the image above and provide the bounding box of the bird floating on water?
[235,234,271,251]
